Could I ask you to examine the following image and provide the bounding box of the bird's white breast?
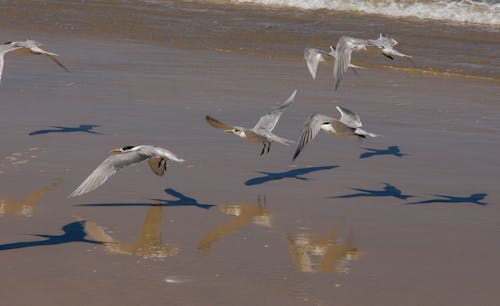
[320,124,336,134]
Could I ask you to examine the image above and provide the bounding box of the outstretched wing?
[333,37,369,91]
[43,52,70,72]
[304,48,330,79]
[336,106,362,128]
[333,37,354,91]
[26,42,70,72]
[0,44,22,85]
[69,152,149,197]
[253,89,297,132]
[293,113,333,160]
[205,115,234,129]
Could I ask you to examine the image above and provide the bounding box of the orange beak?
[110,148,122,153]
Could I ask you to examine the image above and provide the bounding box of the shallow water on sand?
[1,0,499,80]
[0,35,499,305]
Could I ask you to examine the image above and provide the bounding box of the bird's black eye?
[122,145,135,151]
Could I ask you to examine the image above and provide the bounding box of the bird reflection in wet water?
[84,204,179,258]
[0,178,61,217]
[288,224,362,273]
[198,195,270,252]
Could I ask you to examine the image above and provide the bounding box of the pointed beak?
[224,129,233,133]
[110,148,122,153]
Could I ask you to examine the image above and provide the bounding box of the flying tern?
[304,46,365,80]
[368,33,413,60]
[332,36,373,91]
[206,90,297,155]
[0,39,69,85]
[293,106,378,160]
[70,145,184,197]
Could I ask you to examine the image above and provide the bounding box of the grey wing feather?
[336,106,362,128]
[69,152,149,197]
[44,53,70,72]
[0,53,4,85]
[333,37,352,91]
[253,89,297,132]
[0,45,21,85]
[304,48,329,79]
[205,115,234,129]
[293,113,333,160]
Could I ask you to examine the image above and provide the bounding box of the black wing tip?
[383,53,394,60]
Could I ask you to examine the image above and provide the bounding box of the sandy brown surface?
[0,28,499,306]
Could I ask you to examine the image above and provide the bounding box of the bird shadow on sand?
[76,188,215,210]
[245,165,338,186]
[407,193,488,206]
[0,221,102,251]
[330,183,414,200]
[29,125,101,136]
[359,146,408,159]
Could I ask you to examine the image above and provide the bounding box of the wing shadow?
[245,165,338,186]
[359,146,408,159]
[0,221,102,251]
[331,183,414,200]
[29,125,101,136]
[408,193,487,206]
[76,188,215,210]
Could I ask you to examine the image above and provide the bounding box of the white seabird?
[69,145,184,197]
[293,106,378,160]
[304,46,365,80]
[206,90,297,155]
[0,39,69,85]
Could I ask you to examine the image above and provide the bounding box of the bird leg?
[267,142,271,153]
[260,143,266,155]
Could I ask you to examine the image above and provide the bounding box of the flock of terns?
[1,34,412,198]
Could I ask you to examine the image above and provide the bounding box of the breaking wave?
[229,0,500,25]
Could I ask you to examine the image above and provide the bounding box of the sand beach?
[0,1,499,305]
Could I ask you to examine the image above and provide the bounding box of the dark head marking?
[122,145,136,151]
[4,41,12,44]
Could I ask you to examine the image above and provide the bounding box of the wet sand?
[1,4,500,306]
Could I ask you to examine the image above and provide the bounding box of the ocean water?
[227,0,500,25]
[1,0,499,79]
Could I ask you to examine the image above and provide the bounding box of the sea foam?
[230,0,500,25]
